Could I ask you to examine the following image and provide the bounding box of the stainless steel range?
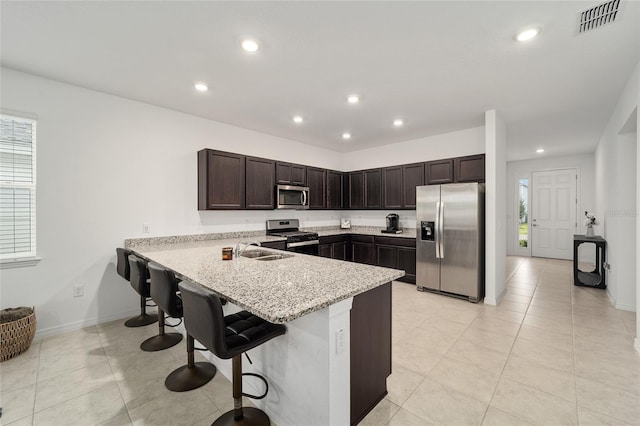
[266,219,319,255]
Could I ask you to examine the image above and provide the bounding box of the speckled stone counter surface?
[306,226,417,239]
[129,239,404,324]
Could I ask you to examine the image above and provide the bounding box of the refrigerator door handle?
[435,201,441,258]
[439,201,444,258]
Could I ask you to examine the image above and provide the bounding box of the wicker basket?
[0,307,36,362]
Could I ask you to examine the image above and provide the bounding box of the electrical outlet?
[336,328,345,354]
[143,223,150,233]
[73,285,84,297]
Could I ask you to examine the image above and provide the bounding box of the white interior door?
[531,169,577,260]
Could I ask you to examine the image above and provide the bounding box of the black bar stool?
[178,281,286,426]
[140,263,184,351]
[125,254,158,327]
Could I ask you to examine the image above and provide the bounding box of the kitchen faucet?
[235,241,261,257]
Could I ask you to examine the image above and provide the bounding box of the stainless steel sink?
[254,254,293,261]
[240,250,273,258]
[240,249,293,261]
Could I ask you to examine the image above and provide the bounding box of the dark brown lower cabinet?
[375,236,416,284]
[319,235,350,260]
[318,243,332,258]
[260,240,286,250]
[351,282,392,425]
[351,235,375,265]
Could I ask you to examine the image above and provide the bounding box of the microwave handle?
[301,191,307,206]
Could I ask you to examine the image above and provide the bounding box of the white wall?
[485,110,507,306]
[340,126,485,171]
[341,126,485,228]
[506,154,596,256]
[0,68,347,336]
[594,61,639,317]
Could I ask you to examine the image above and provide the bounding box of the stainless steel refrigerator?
[416,183,485,302]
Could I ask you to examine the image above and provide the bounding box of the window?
[518,178,528,248]
[0,114,37,261]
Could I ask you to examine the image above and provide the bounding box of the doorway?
[530,168,578,260]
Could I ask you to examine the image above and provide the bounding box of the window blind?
[0,115,36,259]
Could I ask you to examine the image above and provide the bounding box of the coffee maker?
[382,213,402,234]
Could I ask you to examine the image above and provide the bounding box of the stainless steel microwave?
[275,185,310,210]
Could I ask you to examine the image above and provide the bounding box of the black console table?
[573,235,606,289]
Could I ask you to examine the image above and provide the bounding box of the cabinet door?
[306,167,326,209]
[275,162,291,185]
[327,170,345,209]
[376,245,397,269]
[349,171,365,209]
[352,242,375,265]
[333,241,347,260]
[383,166,403,209]
[403,163,424,208]
[455,154,485,182]
[291,164,307,186]
[198,149,245,210]
[426,159,454,185]
[364,169,382,209]
[397,247,416,284]
[245,156,275,209]
[318,243,333,258]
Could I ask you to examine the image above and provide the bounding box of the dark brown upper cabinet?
[425,159,454,185]
[402,163,424,209]
[306,167,326,209]
[245,156,275,209]
[198,149,245,210]
[327,170,345,209]
[199,148,485,211]
[276,162,306,186]
[364,169,382,209]
[348,171,365,209]
[455,154,485,183]
[382,166,403,209]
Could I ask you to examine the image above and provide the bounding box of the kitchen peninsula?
[125,231,405,426]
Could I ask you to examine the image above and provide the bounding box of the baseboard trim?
[33,309,140,341]
[484,286,506,306]
[614,303,637,312]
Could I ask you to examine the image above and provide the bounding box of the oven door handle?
[287,240,320,248]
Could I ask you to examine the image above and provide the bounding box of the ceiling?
[1,1,638,161]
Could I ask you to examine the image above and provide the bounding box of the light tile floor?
[1,256,638,425]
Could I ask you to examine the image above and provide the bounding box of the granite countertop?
[130,238,404,324]
[310,226,417,239]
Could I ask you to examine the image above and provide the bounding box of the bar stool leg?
[165,334,216,392]
[213,355,270,426]
[124,294,158,327]
[140,308,183,351]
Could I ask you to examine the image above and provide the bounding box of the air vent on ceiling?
[579,0,621,33]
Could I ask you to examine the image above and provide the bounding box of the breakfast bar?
[125,237,404,426]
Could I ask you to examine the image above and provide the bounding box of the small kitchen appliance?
[266,219,319,255]
[381,213,402,234]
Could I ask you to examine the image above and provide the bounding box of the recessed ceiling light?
[342,132,351,140]
[194,83,208,92]
[293,115,304,124]
[536,148,545,153]
[241,39,260,53]
[515,28,540,42]
[393,119,404,127]
[347,95,359,104]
